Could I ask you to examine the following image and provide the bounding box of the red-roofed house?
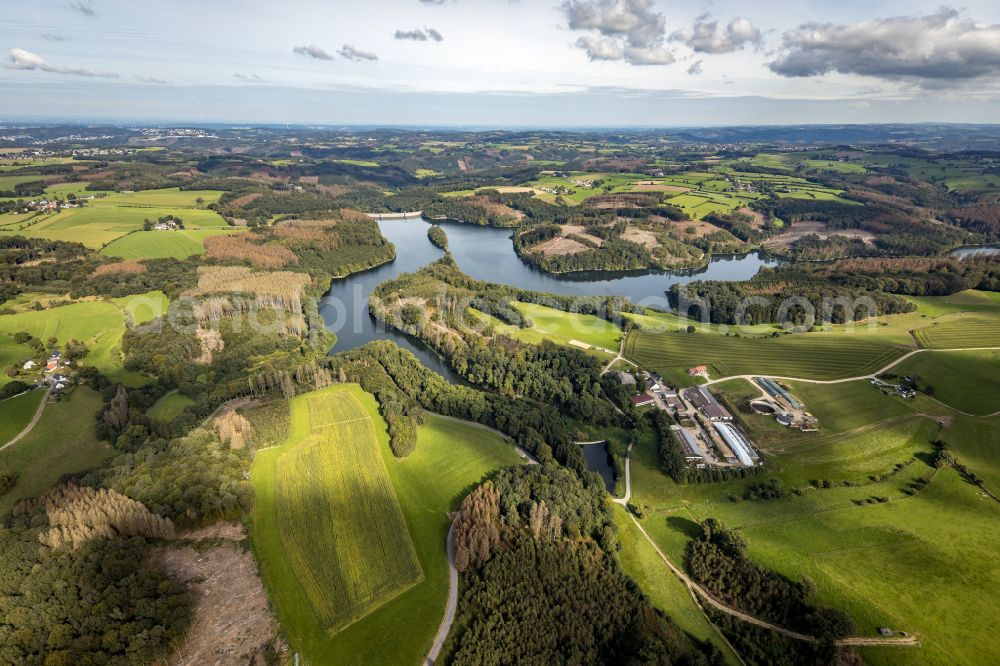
[630,392,655,407]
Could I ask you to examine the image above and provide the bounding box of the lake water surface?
[320,217,779,379]
[951,245,1000,258]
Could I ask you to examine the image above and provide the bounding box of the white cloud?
[574,36,623,61]
[670,15,761,54]
[293,44,334,61]
[7,48,117,78]
[563,0,673,66]
[769,8,1000,86]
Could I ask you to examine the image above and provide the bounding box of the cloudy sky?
[3,0,1000,125]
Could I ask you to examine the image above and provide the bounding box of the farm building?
[22,360,36,370]
[682,386,732,421]
[688,365,709,378]
[662,390,684,410]
[630,392,655,407]
[713,423,759,466]
[615,371,637,385]
[754,377,803,409]
[671,425,705,462]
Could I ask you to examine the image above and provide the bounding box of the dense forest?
[670,254,1000,325]
[443,466,722,665]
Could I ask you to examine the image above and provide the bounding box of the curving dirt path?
[611,442,633,506]
[0,387,50,453]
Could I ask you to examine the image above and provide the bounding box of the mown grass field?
[86,187,223,207]
[624,329,907,380]
[510,302,621,350]
[0,389,45,445]
[100,227,240,259]
[271,386,422,632]
[892,350,1000,415]
[912,313,1000,349]
[252,384,522,664]
[0,387,111,517]
[147,390,194,421]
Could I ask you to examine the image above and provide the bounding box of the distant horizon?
[4,2,1000,125]
[5,118,1000,131]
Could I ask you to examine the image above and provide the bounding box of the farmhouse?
[688,365,709,378]
[630,392,655,407]
[682,386,732,421]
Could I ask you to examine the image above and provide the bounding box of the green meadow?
[0,390,45,446]
[0,387,111,517]
[0,187,228,249]
[0,334,36,386]
[625,382,1000,665]
[147,391,195,421]
[100,227,240,259]
[251,384,522,664]
[0,292,165,383]
[624,328,907,380]
[893,350,1000,415]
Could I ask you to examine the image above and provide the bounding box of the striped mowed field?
[625,329,907,380]
[273,387,422,633]
[912,313,1000,349]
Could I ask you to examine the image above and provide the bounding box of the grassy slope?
[0,390,45,445]
[100,228,239,259]
[625,328,907,380]
[0,292,165,384]
[892,350,1000,415]
[252,385,522,665]
[0,387,111,516]
[613,505,739,663]
[628,369,1000,665]
[147,391,194,421]
[511,301,622,350]
[0,334,36,386]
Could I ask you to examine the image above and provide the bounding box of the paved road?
[0,387,50,453]
[424,519,458,665]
